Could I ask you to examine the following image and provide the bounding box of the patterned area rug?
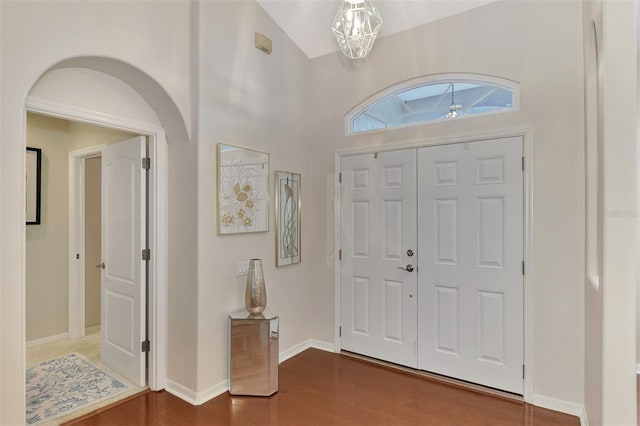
[26,353,129,424]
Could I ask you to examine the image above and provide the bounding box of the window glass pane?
[349,79,516,134]
[353,113,386,133]
[366,96,405,124]
[397,83,449,102]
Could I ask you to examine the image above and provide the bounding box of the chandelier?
[447,83,463,118]
[331,0,383,59]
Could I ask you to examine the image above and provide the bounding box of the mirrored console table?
[229,309,279,396]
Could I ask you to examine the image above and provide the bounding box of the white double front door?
[340,137,523,394]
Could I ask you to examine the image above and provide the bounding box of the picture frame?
[26,147,42,225]
[217,143,269,234]
[275,170,301,267]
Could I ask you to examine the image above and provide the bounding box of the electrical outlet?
[235,260,250,277]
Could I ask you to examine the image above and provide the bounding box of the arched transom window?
[348,74,520,134]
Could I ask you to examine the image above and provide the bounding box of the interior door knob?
[96,262,105,269]
[397,264,414,272]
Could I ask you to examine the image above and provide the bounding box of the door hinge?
[522,156,525,172]
[142,248,151,261]
[522,261,525,275]
[339,172,342,184]
[339,326,342,337]
[142,157,151,170]
[142,340,150,353]
[523,364,525,379]
[374,152,378,159]
[338,249,342,260]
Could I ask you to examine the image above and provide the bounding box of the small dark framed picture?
[26,147,42,225]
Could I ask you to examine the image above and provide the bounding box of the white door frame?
[68,144,105,339]
[26,96,168,391]
[333,126,534,403]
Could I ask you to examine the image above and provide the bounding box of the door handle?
[397,264,414,272]
[96,262,105,269]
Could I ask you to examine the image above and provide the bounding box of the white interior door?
[417,137,523,394]
[340,150,418,368]
[101,136,146,387]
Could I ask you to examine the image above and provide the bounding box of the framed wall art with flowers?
[217,143,269,234]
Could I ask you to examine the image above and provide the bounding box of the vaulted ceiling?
[256,0,500,59]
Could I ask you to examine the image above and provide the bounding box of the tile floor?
[26,331,146,425]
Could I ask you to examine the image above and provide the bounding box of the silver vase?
[245,259,266,315]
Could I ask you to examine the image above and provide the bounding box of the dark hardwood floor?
[66,349,579,426]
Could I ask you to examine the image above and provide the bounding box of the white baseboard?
[165,379,199,405]
[193,380,230,405]
[26,332,69,348]
[166,339,336,406]
[533,394,585,419]
[580,406,589,426]
[85,325,101,335]
[279,338,334,363]
[307,339,336,353]
[279,340,311,363]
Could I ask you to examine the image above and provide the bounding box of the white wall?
[593,1,638,424]
[583,2,604,423]
[194,0,318,395]
[30,68,160,126]
[25,113,135,342]
[308,0,586,406]
[582,0,638,424]
[0,2,194,423]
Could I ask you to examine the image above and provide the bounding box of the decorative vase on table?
[245,259,267,315]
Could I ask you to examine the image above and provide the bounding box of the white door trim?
[333,126,534,403]
[68,144,105,340]
[26,96,168,391]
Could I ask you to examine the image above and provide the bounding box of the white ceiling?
[256,0,500,59]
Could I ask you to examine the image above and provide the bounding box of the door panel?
[340,150,418,368]
[383,279,403,342]
[435,285,459,355]
[476,290,505,364]
[101,136,146,387]
[417,137,523,394]
[435,198,459,264]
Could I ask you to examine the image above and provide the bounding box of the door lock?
[407,249,414,257]
[397,264,415,272]
[96,262,105,269]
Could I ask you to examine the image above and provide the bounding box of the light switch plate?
[236,260,250,277]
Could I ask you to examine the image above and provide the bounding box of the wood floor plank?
[65,349,579,426]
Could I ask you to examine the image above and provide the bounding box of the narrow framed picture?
[26,147,42,225]
[275,170,301,267]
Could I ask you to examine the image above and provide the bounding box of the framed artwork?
[26,147,42,225]
[275,171,301,267]
[217,143,269,234]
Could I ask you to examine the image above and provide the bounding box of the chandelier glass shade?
[332,0,383,59]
